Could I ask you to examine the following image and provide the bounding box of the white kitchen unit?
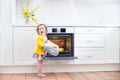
[0,23,13,65]
[0,0,2,18]
[9,26,120,73]
[13,27,37,65]
[13,26,120,65]
[0,0,12,65]
[0,30,4,64]
[74,27,106,64]
[13,26,75,65]
[105,28,120,63]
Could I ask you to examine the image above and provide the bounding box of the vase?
[25,18,29,24]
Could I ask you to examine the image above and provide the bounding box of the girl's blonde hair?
[36,24,48,35]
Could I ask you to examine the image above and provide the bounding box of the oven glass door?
[47,33,74,57]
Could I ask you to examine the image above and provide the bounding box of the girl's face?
[38,25,46,35]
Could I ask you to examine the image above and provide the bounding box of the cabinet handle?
[86,56,93,58]
[87,29,93,32]
[87,40,93,43]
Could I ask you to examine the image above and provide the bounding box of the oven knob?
[52,28,57,32]
[60,28,66,32]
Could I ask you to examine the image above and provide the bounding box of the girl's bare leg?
[37,60,45,77]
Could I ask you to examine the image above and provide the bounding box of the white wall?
[15,0,120,26]
[71,0,120,26]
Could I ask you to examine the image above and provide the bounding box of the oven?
[46,27,77,60]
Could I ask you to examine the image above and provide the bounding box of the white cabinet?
[74,27,120,64]
[74,27,105,64]
[74,48,105,64]
[75,34,105,48]
[13,27,120,65]
[0,31,4,64]
[0,0,12,18]
[14,27,36,65]
[0,25,13,65]
[0,0,2,19]
[105,28,120,63]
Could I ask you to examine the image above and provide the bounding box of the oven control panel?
[48,27,74,33]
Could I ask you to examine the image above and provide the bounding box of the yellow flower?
[23,11,29,17]
[21,1,40,25]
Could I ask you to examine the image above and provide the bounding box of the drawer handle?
[87,30,93,32]
[86,56,93,58]
[87,40,93,43]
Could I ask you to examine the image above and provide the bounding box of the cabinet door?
[0,31,3,64]
[14,28,36,65]
[0,0,2,18]
[106,28,120,63]
[75,34,105,48]
[74,48,105,64]
[75,27,105,34]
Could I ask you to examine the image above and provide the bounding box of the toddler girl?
[33,24,48,77]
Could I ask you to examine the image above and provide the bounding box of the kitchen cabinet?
[0,0,12,65]
[1,0,11,18]
[0,0,2,19]
[105,28,120,63]
[14,27,36,65]
[74,27,106,64]
[0,24,13,65]
[74,27,120,64]
[75,34,105,48]
[13,27,120,65]
[0,31,3,64]
[13,27,75,65]
[0,1,3,64]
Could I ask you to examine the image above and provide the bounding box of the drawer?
[75,48,105,60]
[79,53,104,60]
[75,34,105,47]
[75,48,105,56]
[75,27,105,34]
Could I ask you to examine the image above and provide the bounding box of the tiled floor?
[0,71,120,80]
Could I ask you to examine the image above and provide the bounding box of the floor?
[0,71,120,80]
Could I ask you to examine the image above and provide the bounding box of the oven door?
[46,33,74,57]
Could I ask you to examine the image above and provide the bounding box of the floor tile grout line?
[93,72,106,80]
[0,72,120,80]
[104,71,120,79]
[25,73,27,80]
[9,74,13,80]
[67,72,74,80]
[80,72,90,80]
[107,71,120,78]
[53,73,57,80]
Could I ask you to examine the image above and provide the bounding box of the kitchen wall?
[15,0,120,26]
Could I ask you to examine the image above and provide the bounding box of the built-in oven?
[47,33,74,57]
[46,27,77,60]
